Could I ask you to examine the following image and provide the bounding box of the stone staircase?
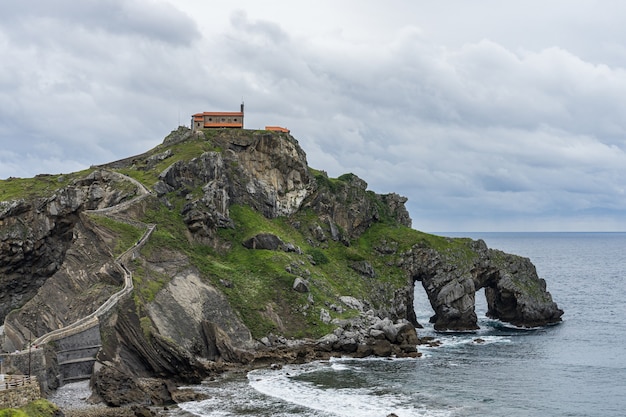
[9,172,155,385]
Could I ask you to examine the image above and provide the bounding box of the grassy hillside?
[0,170,94,202]
[0,128,481,341]
[128,173,477,339]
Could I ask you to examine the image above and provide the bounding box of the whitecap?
[330,362,352,371]
[329,355,417,364]
[247,363,455,417]
[177,373,319,417]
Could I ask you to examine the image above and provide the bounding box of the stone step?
[62,375,91,382]
[56,344,102,354]
[58,357,97,366]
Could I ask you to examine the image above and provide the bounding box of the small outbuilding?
[265,126,290,133]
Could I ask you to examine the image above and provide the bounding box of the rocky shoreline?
[86,311,423,408]
[47,381,133,417]
[48,313,429,415]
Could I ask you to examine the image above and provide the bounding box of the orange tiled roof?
[265,126,290,133]
[193,111,243,117]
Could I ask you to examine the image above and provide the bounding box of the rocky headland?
[0,127,563,411]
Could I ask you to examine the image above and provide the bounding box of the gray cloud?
[0,0,200,46]
[0,0,207,173]
[1,1,626,231]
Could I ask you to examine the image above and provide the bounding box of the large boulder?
[242,233,285,251]
[292,277,310,293]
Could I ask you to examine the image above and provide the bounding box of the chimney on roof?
[240,101,244,114]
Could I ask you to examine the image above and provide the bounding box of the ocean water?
[172,232,626,417]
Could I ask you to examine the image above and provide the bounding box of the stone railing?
[32,224,155,347]
[27,171,155,348]
[2,172,156,388]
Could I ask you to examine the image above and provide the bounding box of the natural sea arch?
[404,241,563,331]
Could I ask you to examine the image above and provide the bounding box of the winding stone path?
[10,171,155,384]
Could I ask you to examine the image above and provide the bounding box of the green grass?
[140,316,154,339]
[0,169,94,202]
[114,134,226,189]
[87,214,145,257]
[133,261,171,305]
[114,168,156,191]
[124,159,416,339]
[307,248,329,265]
[204,204,422,336]
[0,399,60,417]
[309,168,351,193]
[183,205,370,337]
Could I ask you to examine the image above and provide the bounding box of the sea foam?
[247,363,455,417]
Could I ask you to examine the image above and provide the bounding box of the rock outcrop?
[156,130,313,227]
[400,239,563,330]
[303,172,412,243]
[0,193,79,328]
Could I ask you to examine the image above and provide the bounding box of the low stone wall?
[0,375,41,408]
[0,348,52,393]
[0,349,46,379]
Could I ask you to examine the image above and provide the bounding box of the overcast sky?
[1,1,626,232]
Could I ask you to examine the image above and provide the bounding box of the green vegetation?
[309,168,349,193]
[87,215,145,257]
[142,201,188,252]
[0,170,94,202]
[132,259,170,304]
[122,161,481,339]
[0,399,60,417]
[307,248,329,265]
[140,316,154,339]
[115,138,217,187]
[148,198,440,337]
[113,129,251,188]
[0,128,486,342]
[126,199,189,326]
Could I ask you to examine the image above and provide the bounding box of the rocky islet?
[0,127,562,409]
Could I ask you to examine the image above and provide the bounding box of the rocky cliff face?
[151,130,314,252]
[0,127,562,405]
[0,191,80,326]
[0,170,141,348]
[303,172,412,243]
